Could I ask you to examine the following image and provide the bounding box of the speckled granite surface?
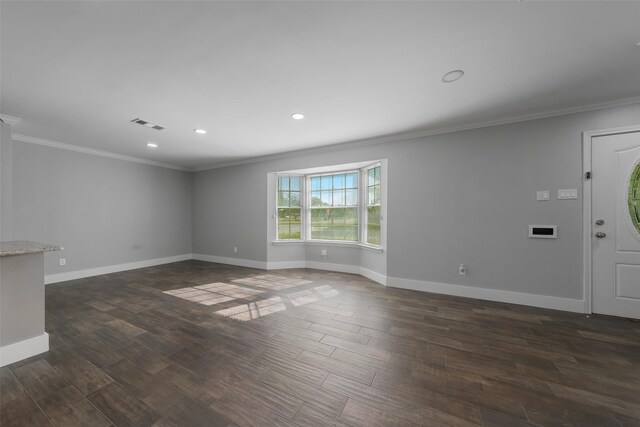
[0,241,63,257]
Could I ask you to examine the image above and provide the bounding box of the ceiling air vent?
[130,118,165,131]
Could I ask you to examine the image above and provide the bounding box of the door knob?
[595,219,605,226]
[595,232,606,238]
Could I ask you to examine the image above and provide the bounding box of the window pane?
[367,206,381,245]
[310,209,331,240]
[346,173,358,189]
[278,208,301,239]
[290,177,300,191]
[278,191,288,206]
[311,191,322,207]
[333,190,345,206]
[279,177,289,191]
[321,176,332,190]
[346,189,358,206]
[368,187,375,205]
[311,177,320,191]
[310,208,357,241]
[368,168,375,186]
[290,191,300,207]
[374,166,381,185]
[281,191,290,206]
[333,174,345,189]
[374,185,381,204]
[321,191,332,206]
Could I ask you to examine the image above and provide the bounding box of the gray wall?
[193,103,640,299]
[8,141,192,275]
[1,123,12,241]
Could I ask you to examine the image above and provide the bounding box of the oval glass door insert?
[630,160,640,235]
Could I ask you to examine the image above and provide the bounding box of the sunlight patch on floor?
[214,297,286,321]
[163,282,264,305]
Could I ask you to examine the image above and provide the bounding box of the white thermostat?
[529,225,557,239]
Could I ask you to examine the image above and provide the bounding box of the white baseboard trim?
[387,276,587,313]
[45,254,192,284]
[0,333,49,367]
[305,261,361,275]
[267,260,387,286]
[191,253,268,270]
[42,252,584,314]
[360,267,388,286]
[266,261,307,270]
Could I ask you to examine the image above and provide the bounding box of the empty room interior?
[1,1,640,426]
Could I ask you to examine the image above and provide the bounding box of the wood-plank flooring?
[2,260,640,426]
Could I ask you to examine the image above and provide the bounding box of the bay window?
[276,161,383,247]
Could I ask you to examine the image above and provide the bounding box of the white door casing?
[590,130,640,319]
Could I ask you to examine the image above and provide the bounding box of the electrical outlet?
[321,249,327,259]
[59,258,66,266]
[459,264,467,276]
[233,246,238,253]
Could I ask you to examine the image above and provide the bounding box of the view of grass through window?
[367,165,381,245]
[277,176,301,239]
[310,172,359,241]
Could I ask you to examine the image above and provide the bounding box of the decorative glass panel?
[629,161,640,234]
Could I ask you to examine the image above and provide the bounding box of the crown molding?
[192,94,640,172]
[11,134,189,172]
[0,114,21,126]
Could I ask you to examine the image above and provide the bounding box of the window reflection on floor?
[215,285,341,321]
[163,282,264,305]
[214,297,286,321]
[164,277,341,321]
[287,289,319,306]
[232,274,313,290]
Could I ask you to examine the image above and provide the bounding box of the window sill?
[271,240,384,254]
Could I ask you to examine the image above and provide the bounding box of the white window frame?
[362,163,382,247]
[275,161,383,248]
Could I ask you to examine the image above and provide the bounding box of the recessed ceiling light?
[194,129,207,134]
[442,70,464,83]
[146,142,158,148]
[291,113,305,120]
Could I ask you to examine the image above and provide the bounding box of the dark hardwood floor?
[2,260,640,426]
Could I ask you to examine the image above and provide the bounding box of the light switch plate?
[558,189,578,200]
[536,191,550,201]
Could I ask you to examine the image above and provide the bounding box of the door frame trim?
[582,125,640,314]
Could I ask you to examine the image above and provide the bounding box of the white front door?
[592,130,640,319]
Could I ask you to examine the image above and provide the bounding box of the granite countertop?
[0,241,63,257]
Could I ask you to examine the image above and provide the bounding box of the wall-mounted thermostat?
[529,225,557,239]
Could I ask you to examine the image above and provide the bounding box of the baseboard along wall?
[45,253,586,314]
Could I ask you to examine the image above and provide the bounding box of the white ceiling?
[2,1,640,170]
